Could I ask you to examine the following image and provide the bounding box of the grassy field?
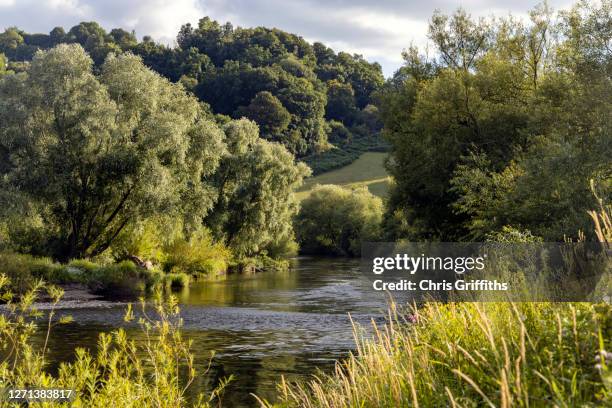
[297,152,391,200]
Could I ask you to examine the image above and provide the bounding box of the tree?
[381,3,610,242]
[0,17,384,159]
[206,119,310,257]
[0,28,24,53]
[325,79,356,123]
[295,185,383,256]
[0,44,225,260]
[109,28,138,50]
[67,22,120,64]
[234,91,291,138]
[327,120,352,145]
[49,27,66,45]
[428,8,492,71]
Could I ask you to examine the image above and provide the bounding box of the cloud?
[0,0,204,45]
[0,0,576,77]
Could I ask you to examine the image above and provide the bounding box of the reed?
[0,278,230,407]
[261,301,610,407]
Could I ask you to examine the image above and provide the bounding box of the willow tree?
[206,119,311,257]
[0,44,224,260]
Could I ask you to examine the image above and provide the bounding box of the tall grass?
[262,301,610,407]
[262,199,612,407]
[0,276,230,407]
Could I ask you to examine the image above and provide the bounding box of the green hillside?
[297,152,390,200]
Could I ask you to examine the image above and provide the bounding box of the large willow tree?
[205,119,311,257]
[0,44,224,260]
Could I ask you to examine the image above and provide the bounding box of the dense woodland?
[0,18,385,159]
[0,16,387,266]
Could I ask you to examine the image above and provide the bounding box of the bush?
[85,260,144,297]
[163,272,191,289]
[268,302,612,407]
[295,185,383,256]
[0,251,80,294]
[163,229,231,277]
[327,120,352,145]
[142,268,164,291]
[0,251,192,298]
[485,225,544,242]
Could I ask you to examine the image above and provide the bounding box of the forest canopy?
[0,18,385,157]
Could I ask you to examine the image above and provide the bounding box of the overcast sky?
[0,0,575,77]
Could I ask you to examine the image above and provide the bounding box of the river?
[38,257,390,407]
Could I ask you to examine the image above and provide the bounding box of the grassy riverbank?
[263,301,612,407]
[0,248,290,300]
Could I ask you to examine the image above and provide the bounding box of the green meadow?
[297,152,391,200]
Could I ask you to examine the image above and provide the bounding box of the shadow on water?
[37,257,389,407]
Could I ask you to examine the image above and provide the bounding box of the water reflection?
[39,257,388,407]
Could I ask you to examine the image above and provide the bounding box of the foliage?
[265,301,612,407]
[295,185,383,256]
[163,272,191,289]
[380,1,611,241]
[0,186,52,255]
[0,20,383,262]
[485,226,544,242]
[0,53,7,77]
[0,44,225,260]
[0,18,385,158]
[0,252,67,294]
[163,228,231,277]
[234,91,291,140]
[110,217,182,265]
[0,251,191,298]
[325,80,356,123]
[206,119,311,258]
[0,276,230,407]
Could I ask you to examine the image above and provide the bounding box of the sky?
[0,0,575,77]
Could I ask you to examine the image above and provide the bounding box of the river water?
[39,257,389,407]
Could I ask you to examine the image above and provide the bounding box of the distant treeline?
[0,19,385,157]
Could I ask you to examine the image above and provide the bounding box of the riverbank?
[264,301,612,407]
[0,250,290,302]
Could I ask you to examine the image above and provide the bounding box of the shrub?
[142,268,164,291]
[163,229,231,277]
[295,185,383,256]
[485,225,544,242]
[163,272,191,289]
[0,251,79,294]
[66,258,98,274]
[86,260,143,297]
